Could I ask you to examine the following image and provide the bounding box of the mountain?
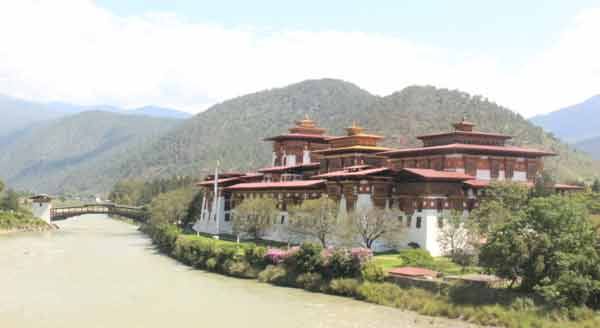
[576,137,600,160]
[0,94,190,140]
[127,106,192,119]
[0,111,181,194]
[106,79,599,186]
[0,94,83,138]
[530,95,600,143]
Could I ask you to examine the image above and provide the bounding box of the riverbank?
[0,211,56,234]
[142,223,600,328]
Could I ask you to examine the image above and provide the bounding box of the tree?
[437,210,478,264]
[181,191,203,229]
[232,197,278,241]
[0,179,4,193]
[0,189,21,211]
[287,196,339,247]
[532,170,556,198]
[470,181,530,237]
[340,207,406,249]
[592,179,600,193]
[149,188,195,226]
[480,196,600,306]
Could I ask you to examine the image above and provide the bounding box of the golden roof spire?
[345,121,364,136]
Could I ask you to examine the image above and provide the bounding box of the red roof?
[388,267,439,278]
[463,179,534,189]
[417,131,512,140]
[197,176,242,186]
[380,143,556,157]
[313,167,390,179]
[258,163,320,173]
[400,168,472,181]
[264,133,333,142]
[225,180,326,190]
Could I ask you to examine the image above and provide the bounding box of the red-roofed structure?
[193,116,564,256]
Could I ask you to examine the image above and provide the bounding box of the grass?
[181,232,288,248]
[373,252,482,275]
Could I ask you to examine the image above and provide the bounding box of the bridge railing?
[51,204,147,222]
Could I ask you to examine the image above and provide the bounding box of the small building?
[193,116,557,255]
[28,194,53,223]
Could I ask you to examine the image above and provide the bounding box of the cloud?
[0,0,598,116]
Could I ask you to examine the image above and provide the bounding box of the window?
[280,215,285,224]
[491,160,500,179]
[407,216,412,228]
[438,216,443,228]
[416,217,422,229]
[505,161,514,179]
[465,158,477,176]
[224,213,231,222]
[398,216,404,224]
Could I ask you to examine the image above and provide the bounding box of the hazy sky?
[1,0,599,116]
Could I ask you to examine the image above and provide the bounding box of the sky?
[0,0,599,117]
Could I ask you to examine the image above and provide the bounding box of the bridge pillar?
[28,195,53,224]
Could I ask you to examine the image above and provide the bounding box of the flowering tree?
[232,197,278,241]
[287,196,338,247]
[340,207,406,249]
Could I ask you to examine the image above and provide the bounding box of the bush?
[509,296,536,312]
[287,243,323,273]
[397,248,434,268]
[224,259,257,278]
[356,282,405,306]
[296,272,324,292]
[205,257,217,271]
[361,262,386,282]
[328,278,361,297]
[243,245,267,268]
[258,265,290,285]
[323,248,358,279]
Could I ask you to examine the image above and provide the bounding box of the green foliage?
[288,243,324,273]
[232,197,278,240]
[593,179,600,193]
[0,111,180,194]
[0,188,20,211]
[397,248,435,268]
[480,195,600,308]
[295,272,325,292]
[258,265,289,285]
[532,170,557,198]
[0,179,4,193]
[0,211,48,230]
[109,175,195,206]
[324,248,361,279]
[149,188,195,226]
[360,262,386,282]
[328,278,361,297]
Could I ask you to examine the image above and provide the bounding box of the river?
[0,215,474,328]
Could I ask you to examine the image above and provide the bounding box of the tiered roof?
[264,114,332,142]
[313,122,393,155]
[225,180,326,191]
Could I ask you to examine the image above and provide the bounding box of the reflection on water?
[0,215,473,328]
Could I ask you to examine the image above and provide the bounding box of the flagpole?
[213,160,220,239]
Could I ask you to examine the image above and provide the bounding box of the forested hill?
[0,111,181,194]
[577,137,600,160]
[108,79,599,185]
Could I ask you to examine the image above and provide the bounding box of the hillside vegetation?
[0,111,181,194]
[112,79,599,183]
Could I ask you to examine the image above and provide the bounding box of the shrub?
[509,296,536,312]
[287,243,323,273]
[361,262,386,282]
[224,259,256,278]
[356,282,405,306]
[323,248,357,279]
[397,248,434,268]
[205,257,217,271]
[328,278,361,297]
[258,265,289,285]
[243,245,267,268]
[296,273,324,292]
[265,248,289,265]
